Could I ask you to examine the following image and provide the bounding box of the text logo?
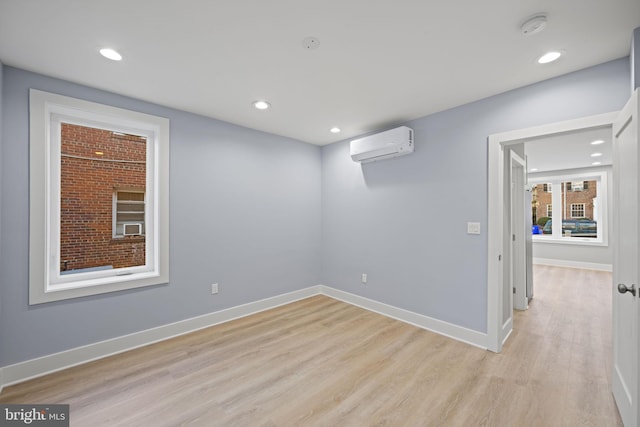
[1,405,69,426]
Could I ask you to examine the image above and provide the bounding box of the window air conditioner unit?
[123,223,142,236]
[350,126,414,163]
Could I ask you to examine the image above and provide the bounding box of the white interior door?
[524,184,533,300]
[612,89,640,427]
[511,152,527,311]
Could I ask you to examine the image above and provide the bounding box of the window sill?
[532,235,607,247]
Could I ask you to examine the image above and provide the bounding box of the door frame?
[486,111,618,353]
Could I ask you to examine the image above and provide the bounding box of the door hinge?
[513,234,516,241]
[513,287,516,294]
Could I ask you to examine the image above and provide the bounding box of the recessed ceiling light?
[590,139,605,145]
[253,100,271,110]
[591,152,603,157]
[530,168,538,172]
[592,161,602,166]
[537,51,562,64]
[330,127,341,133]
[99,48,122,61]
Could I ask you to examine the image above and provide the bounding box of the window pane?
[560,180,597,238]
[532,183,552,234]
[117,213,145,221]
[570,203,585,218]
[116,203,145,213]
[118,191,145,202]
[115,191,146,237]
[60,123,146,274]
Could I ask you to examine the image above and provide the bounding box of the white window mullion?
[551,182,563,238]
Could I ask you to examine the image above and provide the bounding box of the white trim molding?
[320,286,487,349]
[0,286,322,391]
[533,257,612,272]
[0,285,488,391]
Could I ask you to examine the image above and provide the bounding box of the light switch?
[467,222,481,235]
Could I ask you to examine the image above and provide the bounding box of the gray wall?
[529,166,613,267]
[0,67,322,366]
[321,58,630,333]
[0,62,3,328]
[0,57,632,366]
[633,27,639,91]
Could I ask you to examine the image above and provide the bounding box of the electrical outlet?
[211,283,219,294]
[361,273,367,284]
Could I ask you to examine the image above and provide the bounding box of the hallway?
[503,265,621,425]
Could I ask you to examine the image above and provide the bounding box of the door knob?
[618,283,637,297]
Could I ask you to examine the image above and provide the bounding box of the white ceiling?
[524,126,612,173]
[0,1,639,145]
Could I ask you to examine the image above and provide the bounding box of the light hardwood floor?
[0,266,622,426]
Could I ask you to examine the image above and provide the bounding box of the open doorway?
[525,127,612,271]
[486,112,617,353]
[512,126,613,315]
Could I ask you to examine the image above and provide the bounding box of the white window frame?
[529,171,607,246]
[570,203,585,218]
[29,89,169,304]
[546,204,552,217]
[571,181,584,191]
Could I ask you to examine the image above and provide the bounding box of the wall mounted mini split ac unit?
[350,126,414,163]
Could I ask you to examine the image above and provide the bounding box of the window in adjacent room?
[530,173,606,244]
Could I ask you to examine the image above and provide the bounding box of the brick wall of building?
[60,123,146,273]
[533,180,597,223]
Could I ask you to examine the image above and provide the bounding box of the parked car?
[542,219,597,237]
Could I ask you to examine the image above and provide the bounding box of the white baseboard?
[319,286,487,350]
[0,286,322,391]
[0,284,489,392]
[533,257,612,272]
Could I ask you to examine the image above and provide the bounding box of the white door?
[612,89,640,426]
[524,185,534,299]
[510,151,527,310]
